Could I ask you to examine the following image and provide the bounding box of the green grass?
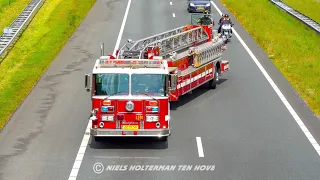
[0,0,31,34]
[282,0,320,23]
[220,0,320,117]
[0,0,96,129]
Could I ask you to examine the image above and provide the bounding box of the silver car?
[187,0,211,13]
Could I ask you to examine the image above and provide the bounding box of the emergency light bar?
[99,56,163,68]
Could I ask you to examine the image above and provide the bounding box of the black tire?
[94,136,103,142]
[159,136,168,141]
[208,79,216,89]
[209,67,219,89]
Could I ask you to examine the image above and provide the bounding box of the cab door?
[168,67,178,101]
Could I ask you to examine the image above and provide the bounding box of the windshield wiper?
[104,91,125,100]
[104,91,158,101]
[135,92,157,101]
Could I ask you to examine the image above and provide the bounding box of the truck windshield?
[131,74,166,96]
[94,73,129,95]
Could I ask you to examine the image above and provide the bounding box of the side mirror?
[169,74,177,93]
[127,39,134,44]
[85,74,91,92]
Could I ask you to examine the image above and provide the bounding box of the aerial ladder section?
[116,25,210,59]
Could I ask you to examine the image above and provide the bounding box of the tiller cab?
[85,13,229,141]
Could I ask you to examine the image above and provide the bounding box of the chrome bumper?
[90,128,170,137]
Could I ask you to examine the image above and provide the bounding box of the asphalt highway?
[0,0,320,179]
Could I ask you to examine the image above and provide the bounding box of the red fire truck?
[84,13,229,141]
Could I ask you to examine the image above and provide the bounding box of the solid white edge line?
[172,13,175,17]
[196,137,204,157]
[112,0,132,56]
[210,1,320,156]
[68,0,132,179]
[68,122,92,180]
[170,2,172,5]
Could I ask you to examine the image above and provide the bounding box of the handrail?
[0,0,45,62]
[270,0,320,34]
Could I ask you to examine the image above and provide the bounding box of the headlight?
[190,3,195,6]
[101,115,114,121]
[146,116,159,122]
[206,3,210,6]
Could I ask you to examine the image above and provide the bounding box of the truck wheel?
[208,68,219,89]
[94,136,103,142]
[208,79,216,89]
[159,136,168,141]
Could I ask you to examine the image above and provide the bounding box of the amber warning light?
[136,114,143,121]
[102,100,111,106]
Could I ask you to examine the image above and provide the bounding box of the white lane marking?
[170,2,172,5]
[172,13,176,17]
[113,0,132,56]
[196,137,204,157]
[68,122,92,180]
[211,1,320,156]
[68,0,132,179]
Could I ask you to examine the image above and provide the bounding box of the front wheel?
[158,136,168,141]
[94,136,103,142]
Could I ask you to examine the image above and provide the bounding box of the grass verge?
[0,0,31,34]
[220,0,320,117]
[0,0,96,129]
[282,0,320,23]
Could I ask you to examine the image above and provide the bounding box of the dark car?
[187,0,211,13]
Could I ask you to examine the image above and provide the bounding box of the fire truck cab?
[85,56,176,141]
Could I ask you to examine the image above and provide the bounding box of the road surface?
[0,0,320,179]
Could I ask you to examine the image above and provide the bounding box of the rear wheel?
[209,67,219,89]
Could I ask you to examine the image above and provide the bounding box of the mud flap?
[221,60,229,73]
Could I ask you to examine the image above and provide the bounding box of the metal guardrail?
[270,0,320,34]
[0,0,44,61]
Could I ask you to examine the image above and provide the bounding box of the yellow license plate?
[122,125,139,130]
[197,7,204,10]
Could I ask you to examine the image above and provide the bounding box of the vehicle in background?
[187,0,211,13]
[221,22,233,42]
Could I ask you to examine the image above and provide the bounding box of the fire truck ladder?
[116,26,209,59]
[192,37,226,67]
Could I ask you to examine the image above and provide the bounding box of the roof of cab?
[91,57,169,74]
